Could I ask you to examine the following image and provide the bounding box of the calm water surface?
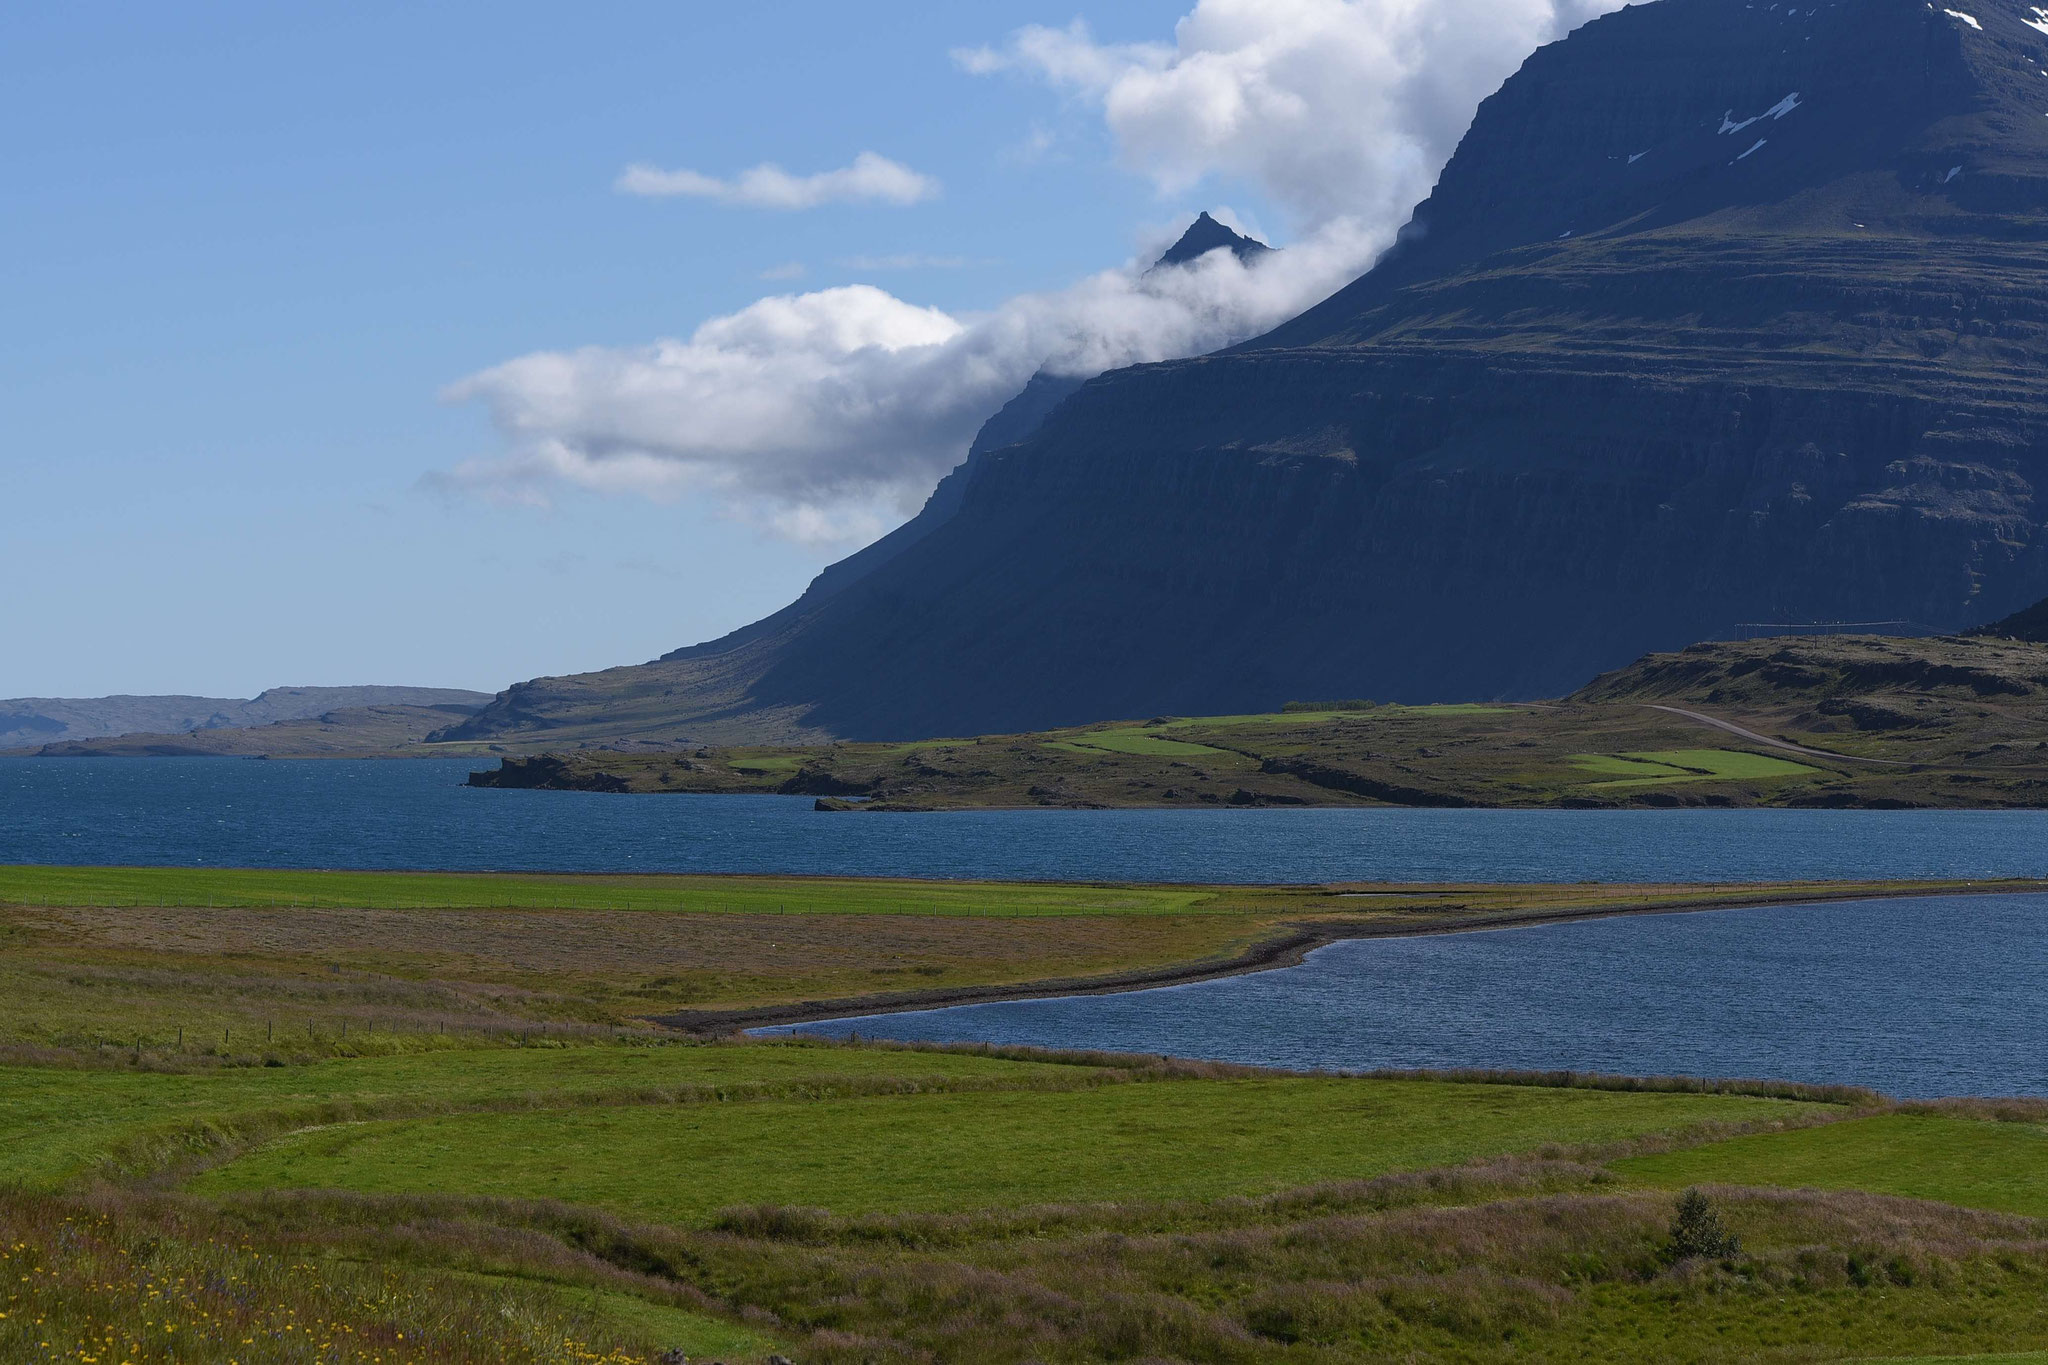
[771,893,2048,1098]
[3,756,2048,883]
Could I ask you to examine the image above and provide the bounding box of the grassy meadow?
[8,866,2048,1360]
[10,864,2020,1047]
[185,1077,1818,1222]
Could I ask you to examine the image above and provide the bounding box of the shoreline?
[659,880,2048,1036]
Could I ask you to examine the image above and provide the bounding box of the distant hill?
[1974,594,2048,642]
[23,703,489,758]
[441,0,2048,746]
[468,633,2048,810]
[0,686,493,751]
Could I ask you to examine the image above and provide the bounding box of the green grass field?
[16,865,2048,1361]
[11,1019,2048,1362]
[0,864,1218,916]
[725,754,802,774]
[1615,1113,2048,1216]
[0,1041,1086,1189]
[1573,747,1821,788]
[188,1076,1815,1223]
[1057,726,1232,756]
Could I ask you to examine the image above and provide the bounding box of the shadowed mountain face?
[1978,592,2048,640]
[1153,211,1271,268]
[446,0,2048,746]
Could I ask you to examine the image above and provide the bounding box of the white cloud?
[615,151,939,209]
[956,0,1623,231]
[438,235,1376,545]
[445,0,1626,546]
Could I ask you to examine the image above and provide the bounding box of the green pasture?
[189,1076,1815,1222]
[1057,726,1231,756]
[1162,703,1515,729]
[0,864,1219,917]
[1615,1113,2048,1217]
[1572,747,1822,788]
[724,753,801,774]
[0,1041,1085,1188]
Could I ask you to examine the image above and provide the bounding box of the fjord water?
[774,893,2048,1099]
[4,756,2048,882]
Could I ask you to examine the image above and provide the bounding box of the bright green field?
[724,754,801,774]
[1168,704,1514,729]
[0,1042,1083,1188]
[1615,1114,2048,1217]
[1573,747,1821,787]
[189,1078,1815,1223]
[1060,727,1230,756]
[469,1275,781,1361]
[0,864,1216,916]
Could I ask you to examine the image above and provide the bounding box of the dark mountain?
[1151,211,1271,268]
[445,0,2048,746]
[1,686,493,751]
[1975,592,2048,640]
[671,214,1277,654]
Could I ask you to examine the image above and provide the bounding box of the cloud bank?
[438,234,1375,544]
[447,0,1624,546]
[956,0,1625,231]
[615,151,939,209]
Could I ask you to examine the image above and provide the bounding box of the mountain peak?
[1255,0,2048,350]
[1153,211,1272,269]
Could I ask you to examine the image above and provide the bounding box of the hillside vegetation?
[470,635,2048,809]
[7,866,2048,1359]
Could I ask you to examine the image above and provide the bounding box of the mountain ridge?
[447,0,2048,746]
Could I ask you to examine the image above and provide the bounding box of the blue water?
[3,756,2048,883]
[770,893,2048,1098]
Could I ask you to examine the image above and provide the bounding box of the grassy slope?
[0,1198,656,1365]
[1615,1112,2048,1217]
[0,1042,1084,1188]
[187,1077,1813,1222]
[6,1013,2048,1360]
[14,870,2048,1358]
[471,635,2048,809]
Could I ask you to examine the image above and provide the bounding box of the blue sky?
[2,0,1610,699]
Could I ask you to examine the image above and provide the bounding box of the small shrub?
[1665,1189,1741,1262]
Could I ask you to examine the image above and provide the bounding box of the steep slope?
[440,215,1276,747]
[1,686,493,750]
[452,0,2048,745]
[1152,210,1271,268]
[1975,591,2048,639]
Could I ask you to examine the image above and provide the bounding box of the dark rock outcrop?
[447,0,2048,744]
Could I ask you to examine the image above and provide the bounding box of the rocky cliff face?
[446,0,2048,744]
